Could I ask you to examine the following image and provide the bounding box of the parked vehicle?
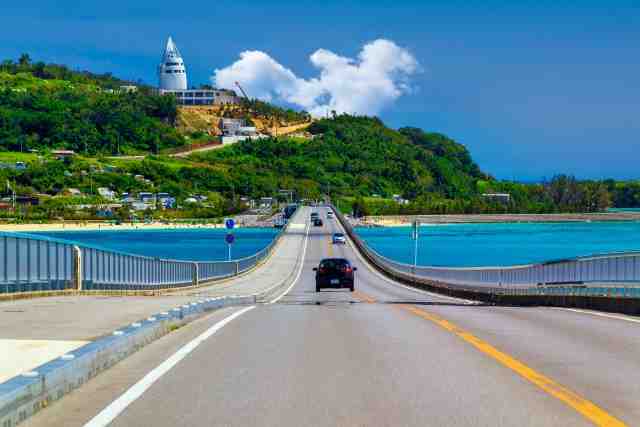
[314,258,357,292]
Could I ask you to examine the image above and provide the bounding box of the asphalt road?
[25,207,640,426]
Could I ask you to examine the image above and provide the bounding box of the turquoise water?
[608,208,640,213]
[32,228,278,261]
[356,222,640,267]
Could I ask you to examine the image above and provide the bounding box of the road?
[26,207,640,426]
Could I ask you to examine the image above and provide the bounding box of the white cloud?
[212,39,419,117]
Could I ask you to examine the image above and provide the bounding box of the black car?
[313,218,323,226]
[314,258,357,292]
[310,212,319,220]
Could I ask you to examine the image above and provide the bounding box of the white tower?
[158,36,187,90]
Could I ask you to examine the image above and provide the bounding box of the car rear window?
[320,259,350,269]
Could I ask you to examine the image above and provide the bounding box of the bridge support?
[73,245,82,291]
[192,262,199,287]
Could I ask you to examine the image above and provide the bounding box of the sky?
[1,0,639,180]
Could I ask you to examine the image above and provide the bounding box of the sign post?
[411,220,420,275]
[225,218,235,261]
[225,233,235,261]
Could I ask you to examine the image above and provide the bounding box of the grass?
[0,151,39,163]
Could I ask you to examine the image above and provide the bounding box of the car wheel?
[349,285,354,292]
[316,286,321,292]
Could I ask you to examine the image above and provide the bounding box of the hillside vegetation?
[191,115,619,214]
[0,55,184,155]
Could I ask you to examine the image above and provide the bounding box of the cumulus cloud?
[212,39,419,117]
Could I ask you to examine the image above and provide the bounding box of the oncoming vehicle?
[314,258,357,292]
[332,233,346,244]
[313,218,324,227]
[283,204,298,219]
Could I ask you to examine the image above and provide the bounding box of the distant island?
[0,54,639,224]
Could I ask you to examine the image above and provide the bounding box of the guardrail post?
[235,261,240,275]
[192,262,199,287]
[73,245,82,291]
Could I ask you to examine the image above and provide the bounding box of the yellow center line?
[353,290,376,304]
[401,305,627,427]
[326,232,334,258]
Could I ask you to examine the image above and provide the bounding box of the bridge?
[1,206,639,426]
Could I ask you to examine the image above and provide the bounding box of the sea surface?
[356,221,640,267]
[607,208,640,213]
[31,228,279,261]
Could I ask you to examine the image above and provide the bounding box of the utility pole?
[412,220,420,275]
[7,180,16,210]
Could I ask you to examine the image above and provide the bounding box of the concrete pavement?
[22,207,640,426]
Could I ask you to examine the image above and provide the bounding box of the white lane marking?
[336,215,476,304]
[551,307,640,324]
[83,306,255,427]
[268,221,310,304]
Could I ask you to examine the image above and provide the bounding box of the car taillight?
[343,266,352,273]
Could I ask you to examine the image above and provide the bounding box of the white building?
[97,187,116,200]
[156,36,240,106]
[158,36,187,91]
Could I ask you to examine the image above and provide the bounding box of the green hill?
[0,55,184,155]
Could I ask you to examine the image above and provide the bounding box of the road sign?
[225,218,235,230]
[225,233,235,244]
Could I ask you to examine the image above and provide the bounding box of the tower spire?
[158,36,187,90]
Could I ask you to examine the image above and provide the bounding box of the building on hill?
[220,118,263,145]
[156,36,240,106]
[158,36,187,91]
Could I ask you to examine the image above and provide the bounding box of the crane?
[234,81,279,137]
[234,81,250,100]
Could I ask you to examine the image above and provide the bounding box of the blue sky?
[1,0,639,180]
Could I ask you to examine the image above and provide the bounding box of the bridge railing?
[331,204,640,298]
[0,218,289,295]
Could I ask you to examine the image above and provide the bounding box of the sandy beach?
[0,221,229,233]
[356,212,640,227]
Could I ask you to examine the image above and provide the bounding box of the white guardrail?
[0,220,288,295]
[331,204,640,298]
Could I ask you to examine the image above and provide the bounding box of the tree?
[18,53,31,67]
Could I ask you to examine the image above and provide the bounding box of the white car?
[332,233,346,244]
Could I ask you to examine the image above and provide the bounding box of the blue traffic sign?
[225,233,235,244]
[225,218,235,230]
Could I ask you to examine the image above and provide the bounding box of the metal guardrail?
[331,204,640,299]
[0,217,289,295]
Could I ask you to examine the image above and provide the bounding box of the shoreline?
[0,221,267,233]
[354,212,640,227]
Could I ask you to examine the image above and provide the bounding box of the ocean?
[356,221,640,267]
[31,228,279,262]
